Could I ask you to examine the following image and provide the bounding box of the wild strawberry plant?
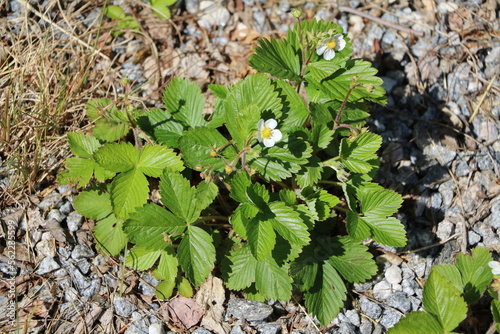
[59,17,406,325]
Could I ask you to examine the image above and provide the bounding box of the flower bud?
[292,8,302,18]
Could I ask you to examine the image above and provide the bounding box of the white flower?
[316,34,346,61]
[489,261,500,275]
[256,119,282,148]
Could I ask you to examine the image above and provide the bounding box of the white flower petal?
[263,138,275,147]
[336,37,346,51]
[323,49,336,60]
[264,119,278,129]
[270,129,282,142]
[257,119,265,130]
[489,261,500,275]
[316,43,327,56]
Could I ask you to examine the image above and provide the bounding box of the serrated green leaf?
[136,108,184,147]
[225,103,260,149]
[229,171,252,203]
[279,189,296,206]
[110,169,149,219]
[273,80,309,131]
[255,257,292,301]
[163,77,205,127]
[67,132,100,158]
[290,243,320,291]
[340,133,382,173]
[156,280,175,300]
[327,236,377,283]
[73,190,113,220]
[346,212,406,247]
[177,277,194,297]
[195,181,218,211]
[105,5,126,19]
[456,247,493,303]
[268,201,309,246]
[492,299,500,332]
[153,247,178,282]
[249,37,302,82]
[151,0,175,19]
[159,171,200,223]
[137,145,184,177]
[388,311,443,334]
[59,157,111,188]
[296,158,324,188]
[93,215,128,256]
[178,226,215,285]
[311,123,334,151]
[124,203,185,250]
[178,127,237,172]
[94,142,139,173]
[432,264,463,294]
[126,246,162,270]
[92,119,130,142]
[246,215,276,261]
[225,244,257,290]
[208,84,228,99]
[423,269,467,332]
[359,186,403,217]
[304,261,346,326]
[229,206,249,239]
[246,183,270,211]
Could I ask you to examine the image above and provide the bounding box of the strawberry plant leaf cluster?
[59,17,406,325]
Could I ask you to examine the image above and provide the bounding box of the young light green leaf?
[126,246,162,270]
[137,145,184,177]
[177,277,194,298]
[225,244,257,290]
[388,311,443,334]
[346,212,407,247]
[246,215,276,261]
[93,215,128,256]
[92,119,130,142]
[455,247,493,303]
[153,247,178,282]
[255,257,292,301]
[86,98,115,120]
[327,236,377,283]
[94,142,139,173]
[151,0,176,19]
[304,261,347,326]
[249,38,302,82]
[432,264,463,294]
[163,77,205,127]
[73,190,113,220]
[177,225,215,285]
[110,169,149,219]
[423,269,467,332]
[124,203,186,251]
[67,132,100,159]
[159,171,200,223]
[156,280,176,300]
[279,189,296,206]
[104,5,127,19]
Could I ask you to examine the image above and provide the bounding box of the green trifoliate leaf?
[86,98,115,120]
[273,79,309,131]
[327,236,377,283]
[455,247,493,303]
[268,201,309,246]
[124,203,185,251]
[301,188,340,221]
[93,215,127,256]
[296,158,324,188]
[67,132,100,158]
[177,225,215,285]
[59,157,114,188]
[136,145,184,177]
[93,119,130,142]
[346,212,407,247]
[94,142,139,173]
[388,311,443,334]
[248,37,302,82]
[159,171,201,223]
[225,244,257,290]
[359,185,403,217]
[153,247,178,282]
[340,132,382,173]
[126,246,162,270]
[73,190,113,220]
[136,108,184,147]
[255,257,292,301]
[178,127,237,172]
[110,169,149,219]
[423,269,467,332]
[163,77,206,127]
[304,261,347,326]
[246,214,276,261]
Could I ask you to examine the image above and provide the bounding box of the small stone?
[344,309,360,326]
[381,76,398,93]
[385,265,402,285]
[149,323,165,334]
[38,193,63,211]
[256,323,281,334]
[126,311,149,334]
[386,292,412,313]
[36,257,60,275]
[225,298,273,322]
[71,245,95,260]
[67,211,83,232]
[359,319,373,334]
[379,307,402,329]
[230,325,245,334]
[139,274,160,296]
[76,259,91,275]
[487,199,500,229]
[47,209,65,223]
[114,297,137,317]
[468,230,481,245]
[436,220,454,241]
[359,297,382,319]
[334,322,357,334]
[402,277,419,296]
[36,239,56,258]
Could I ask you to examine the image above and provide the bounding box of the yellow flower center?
[327,40,337,49]
[261,127,273,139]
